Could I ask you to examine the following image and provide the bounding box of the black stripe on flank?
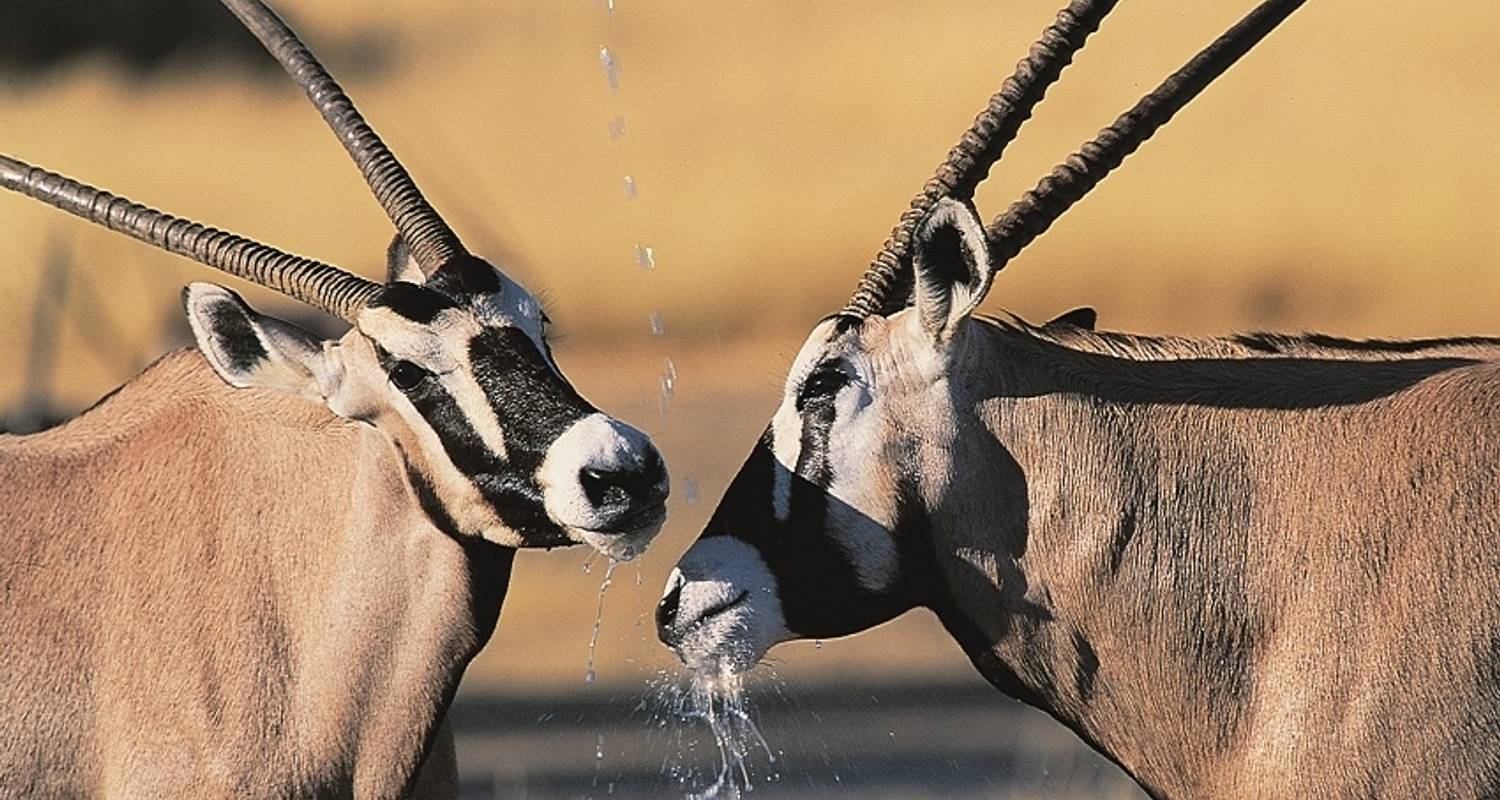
[368,282,458,323]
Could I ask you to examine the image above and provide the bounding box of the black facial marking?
[375,343,565,543]
[467,327,593,473]
[204,301,267,373]
[426,254,504,297]
[703,428,911,640]
[368,282,458,324]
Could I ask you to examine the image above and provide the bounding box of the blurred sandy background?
[2,1,1496,796]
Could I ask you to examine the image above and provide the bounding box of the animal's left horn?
[845,0,1119,319]
[986,0,1307,271]
[0,154,381,321]
[220,0,467,276]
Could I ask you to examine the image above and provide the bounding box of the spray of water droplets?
[648,666,778,799]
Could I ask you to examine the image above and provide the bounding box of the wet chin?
[674,613,775,675]
[574,516,665,562]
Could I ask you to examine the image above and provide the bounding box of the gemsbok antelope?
[0,1,667,797]
[656,0,1500,797]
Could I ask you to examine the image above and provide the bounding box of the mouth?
[689,589,750,632]
[572,500,668,561]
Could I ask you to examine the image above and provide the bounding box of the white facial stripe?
[355,307,461,372]
[667,537,790,673]
[769,407,801,522]
[442,356,509,461]
[388,387,519,546]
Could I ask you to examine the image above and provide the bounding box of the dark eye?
[796,367,848,411]
[388,360,430,392]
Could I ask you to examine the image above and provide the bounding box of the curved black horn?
[846,0,1118,319]
[986,0,1307,271]
[220,0,467,276]
[1,155,381,321]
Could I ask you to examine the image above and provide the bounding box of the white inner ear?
[184,282,341,402]
[386,234,427,285]
[912,197,995,340]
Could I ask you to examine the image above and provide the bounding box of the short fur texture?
[0,351,511,797]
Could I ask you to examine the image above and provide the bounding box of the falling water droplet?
[596,733,605,761]
[684,476,700,505]
[650,311,666,336]
[608,114,628,140]
[603,0,616,16]
[623,175,638,200]
[814,640,823,650]
[599,46,621,93]
[634,243,656,270]
[585,559,619,685]
[661,358,677,395]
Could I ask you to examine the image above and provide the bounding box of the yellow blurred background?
[1,1,1496,795]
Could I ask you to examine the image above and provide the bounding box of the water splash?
[599,46,621,93]
[650,666,777,799]
[585,559,620,685]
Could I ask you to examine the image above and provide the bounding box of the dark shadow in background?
[0,0,395,78]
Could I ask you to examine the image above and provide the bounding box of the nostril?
[579,466,615,508]
[579,459,667,510]
[656,581,683,641]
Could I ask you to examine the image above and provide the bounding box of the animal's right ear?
[183,283,344,401]
[386,234,426,284]
[1045,306,1098,331]
[911,197,995,342]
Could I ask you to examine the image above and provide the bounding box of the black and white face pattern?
[185,250,668,559]
[657,197,995,672]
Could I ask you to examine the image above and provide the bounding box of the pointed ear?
[183,283,343,401]
[386,234,426,284]
[1045,306,1098,331]
[912,197,995,342]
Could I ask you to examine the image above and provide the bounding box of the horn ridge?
[220,0,467,274]
[986,0,1307,271]
[847,0,1119,319]
[0,154,381,320]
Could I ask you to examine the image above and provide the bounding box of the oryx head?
[0,0,667,558]
[656,0,1305,670]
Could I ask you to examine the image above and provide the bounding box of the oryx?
[656,1,1500,797]
[0,1,667,797]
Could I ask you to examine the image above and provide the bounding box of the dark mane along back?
[979,313,1500,410]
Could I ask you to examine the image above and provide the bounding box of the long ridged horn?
[0,155,381,321]
[220,0,466,275]
[845,0,1119,319]
[986,0,1307,270]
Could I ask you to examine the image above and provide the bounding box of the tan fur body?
[0,350,510,798]
[931,319,1500,798]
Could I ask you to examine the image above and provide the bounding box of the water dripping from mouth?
[586,559,620,685]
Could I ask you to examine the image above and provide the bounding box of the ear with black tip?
[183,282,342,400]
[912,197,996,342]
[1045,306,1097,331]
[386,234,426,285]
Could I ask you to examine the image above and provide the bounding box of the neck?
[1,350,513,795]
[922,321,1500,798]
